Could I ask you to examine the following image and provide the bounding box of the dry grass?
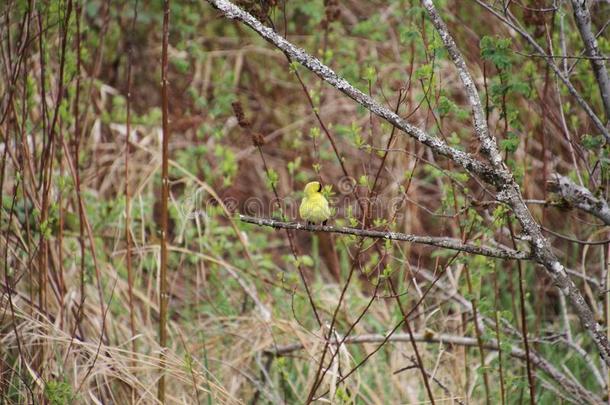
[2,0,609,403]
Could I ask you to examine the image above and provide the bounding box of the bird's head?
[303,181,322,196]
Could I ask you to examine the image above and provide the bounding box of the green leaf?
[266,169,279,190]
[480,36,513,70]
[309,127,321,139]
[437,96,454,116]
[363,66,376,82]
[45,379,73,405]
[171,57,190,74]
[500,132,520,153]
[300,255,314,267]
[415,63,433,81]
[289,61,300,73]
[399,27,419,44]
[296,0,325,25]
[582,134,604,150]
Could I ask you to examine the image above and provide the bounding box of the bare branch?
[239,215,530,260]
[570,0,610,123]
[548,174,610,225]
[421,0,503,168]
[514,51,610,61]
[267,332,603,404]
[158,0,171,400]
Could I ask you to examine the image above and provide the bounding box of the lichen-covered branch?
[548,174,610,225]
[570,0,610,123]
[421,0,503,169]
[421,0,610,366]
[239,215,530,260]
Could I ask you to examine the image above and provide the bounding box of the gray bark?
[571,0,610,125]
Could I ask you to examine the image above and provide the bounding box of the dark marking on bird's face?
[318,183,322,192]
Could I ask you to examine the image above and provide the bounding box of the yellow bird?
[299,181,331,225]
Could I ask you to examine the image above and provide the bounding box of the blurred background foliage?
[1,0,610,403]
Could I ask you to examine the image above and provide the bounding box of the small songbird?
[299,181,331,225]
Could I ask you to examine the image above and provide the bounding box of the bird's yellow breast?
[299,193,331,224]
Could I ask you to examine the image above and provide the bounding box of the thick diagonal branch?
[421,0,610,366]
[239,215,530,260]
[421,0,503,169]
[570,0,610,123]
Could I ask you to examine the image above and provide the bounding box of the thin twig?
[158,0,171,400]
[508,218,536,404]
[231,102,322,326]
[513,50,610,61]
[125,0,139,399]
[388,278,436,404]
[421,0,503,169]
[394,356,465,405]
